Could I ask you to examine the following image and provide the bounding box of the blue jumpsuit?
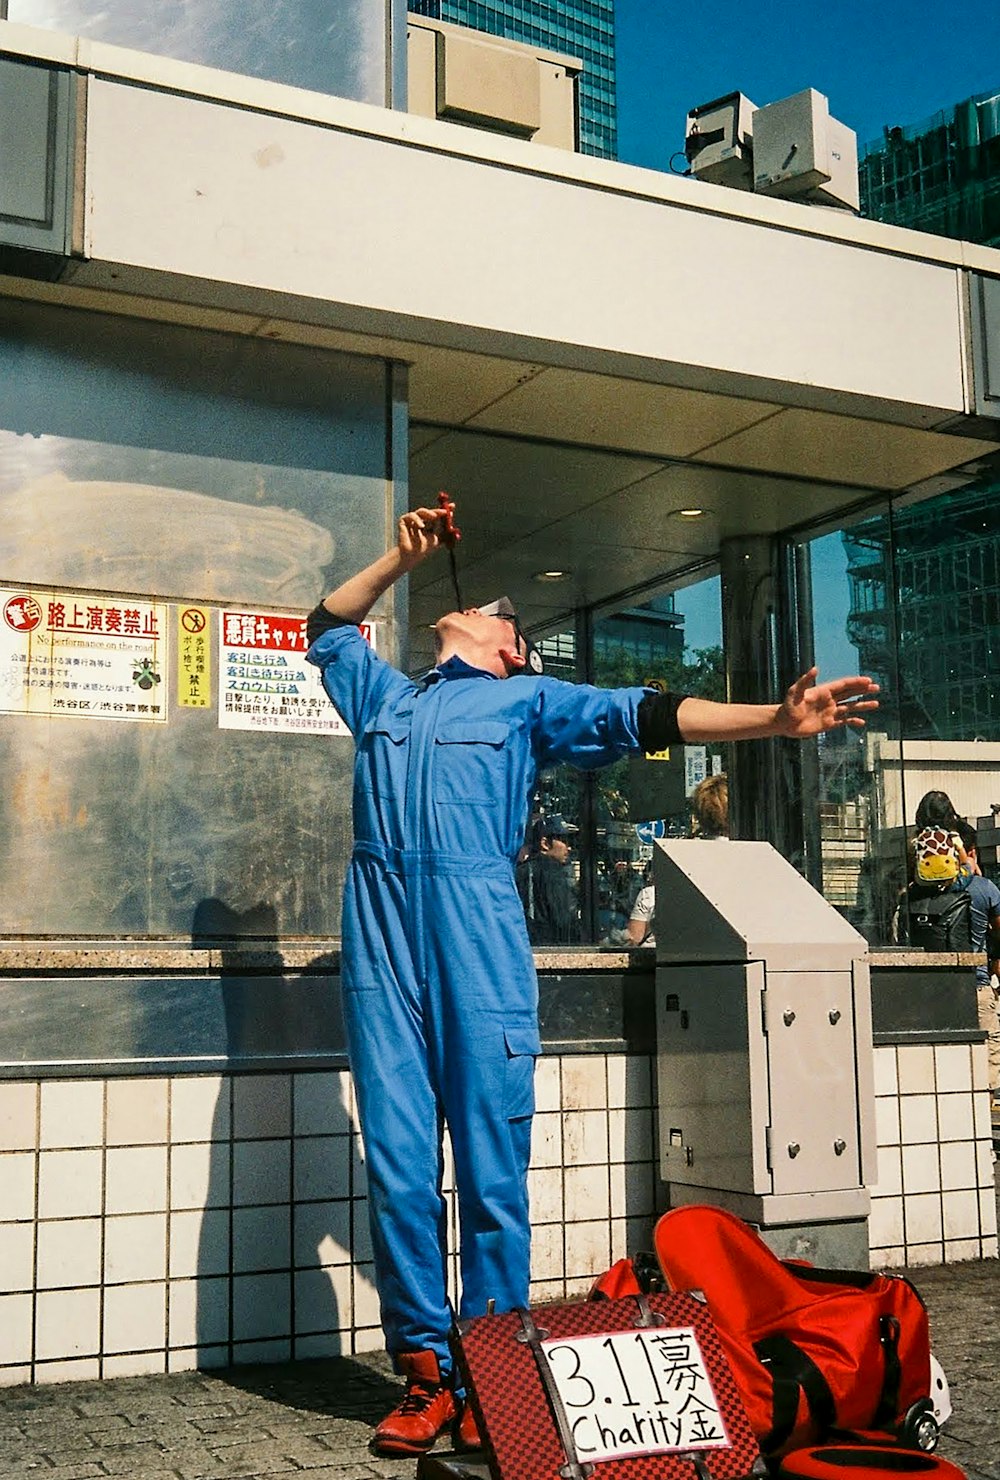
[308,623,649,1375]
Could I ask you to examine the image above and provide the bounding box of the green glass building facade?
[846,90,1000,747]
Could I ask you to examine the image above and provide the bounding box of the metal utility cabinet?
[654,840,876,1262]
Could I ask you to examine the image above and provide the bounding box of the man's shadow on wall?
[188,898,398,1422]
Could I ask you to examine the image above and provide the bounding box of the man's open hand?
[775,667,880,737]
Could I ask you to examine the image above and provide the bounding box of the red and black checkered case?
[454,1292,761,1480]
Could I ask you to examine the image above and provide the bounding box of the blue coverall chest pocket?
[433,721,509,805]
[503,1020,541,1120]
[357,717,410,781]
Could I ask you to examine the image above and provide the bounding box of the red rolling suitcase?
[450,1290,763,1480]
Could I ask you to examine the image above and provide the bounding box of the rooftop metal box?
[685,92,757,188]
[654,840,876,1234]
[752,88,860,211]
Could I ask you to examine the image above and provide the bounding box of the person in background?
[626,872,656,946]
[900,798,1000,1106]
[691,772,729,840]
[305,503,879,1457]
[910,789,972,886]
[961,828,1000,1108]
[627,773,729,947]
[516,814,580,945]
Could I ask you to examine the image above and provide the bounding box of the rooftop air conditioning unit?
[752,88,859,211]
[684,91,757,189]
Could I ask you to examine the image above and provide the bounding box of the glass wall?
[0,299,393,938]
[522,576,724,946]
[520,476,999,952]
[3,0,400,107]
[791,480,1000,946]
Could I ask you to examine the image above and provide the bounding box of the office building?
[848,91,1000,751]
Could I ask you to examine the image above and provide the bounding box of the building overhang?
[3,21,1000,646]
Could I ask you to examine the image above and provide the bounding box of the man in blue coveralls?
[306,504,879,1457]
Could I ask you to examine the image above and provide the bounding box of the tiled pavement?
[0,1259,997,1480]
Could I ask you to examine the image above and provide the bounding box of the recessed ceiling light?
[533,569,569,581]
[676,508,706,518]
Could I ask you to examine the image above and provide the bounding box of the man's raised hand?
[397,507,451,569]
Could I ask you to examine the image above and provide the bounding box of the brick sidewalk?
[0,1260,997,1480]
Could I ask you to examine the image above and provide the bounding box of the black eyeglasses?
[479,597,544,674]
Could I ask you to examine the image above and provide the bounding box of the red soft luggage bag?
[648,1206,933,1458]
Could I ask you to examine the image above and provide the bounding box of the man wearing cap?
[306,504,879,1457]
[516,813,580,945]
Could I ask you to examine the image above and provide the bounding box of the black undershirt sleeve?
[636,690,690,752]
[306,602,354,646]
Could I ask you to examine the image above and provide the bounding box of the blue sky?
[614,0,1000,172]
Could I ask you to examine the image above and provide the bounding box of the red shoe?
[373,1351,457,1457]
[454,1399,484,1452]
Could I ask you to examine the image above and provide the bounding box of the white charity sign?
[541,1325,730,1464]
[219,609,376,734]
[0,587,168,723]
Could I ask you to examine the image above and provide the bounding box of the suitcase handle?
[516,1307,595,1480]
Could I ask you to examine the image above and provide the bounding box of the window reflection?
[521,577,724,946]
[5,0,390,105]
[795,480,1000,948]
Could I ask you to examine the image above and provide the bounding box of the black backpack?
[904,882,971,950]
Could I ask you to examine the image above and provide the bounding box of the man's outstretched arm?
[638,667,879,752]
[677,667,879,741]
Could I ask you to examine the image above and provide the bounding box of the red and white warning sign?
[219,608,375,735]
[0,586,168,723]
[3,593,43,633]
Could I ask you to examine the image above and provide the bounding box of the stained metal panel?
[0,973,346,1075]
[653,839,865,972]
[0,298,394,938]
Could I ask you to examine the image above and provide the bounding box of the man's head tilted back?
[433,597,543,679]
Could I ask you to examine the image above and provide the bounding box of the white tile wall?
[0,1294,32,1364]
[171,1077,229,1143]
[0,1083,36,1151]
[868,1043,997,1269]
[40,1081,104,1150]
[106,1079,169,1146]
[103,1282,166,1354]
[233,1075,292,1141]
[36,1219,102,1290]
[104,1213,167,1285]
[0,1047,992,1386]
[0,1222,33,1293]
[233,1206,290,1273]
[105,1146,167,1215]
[170,1141,231,1210]
[38,1149,102,1219]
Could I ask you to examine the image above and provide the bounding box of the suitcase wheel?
[897,1401,940,1453]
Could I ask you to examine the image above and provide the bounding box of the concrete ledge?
[0,947,983,1076]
